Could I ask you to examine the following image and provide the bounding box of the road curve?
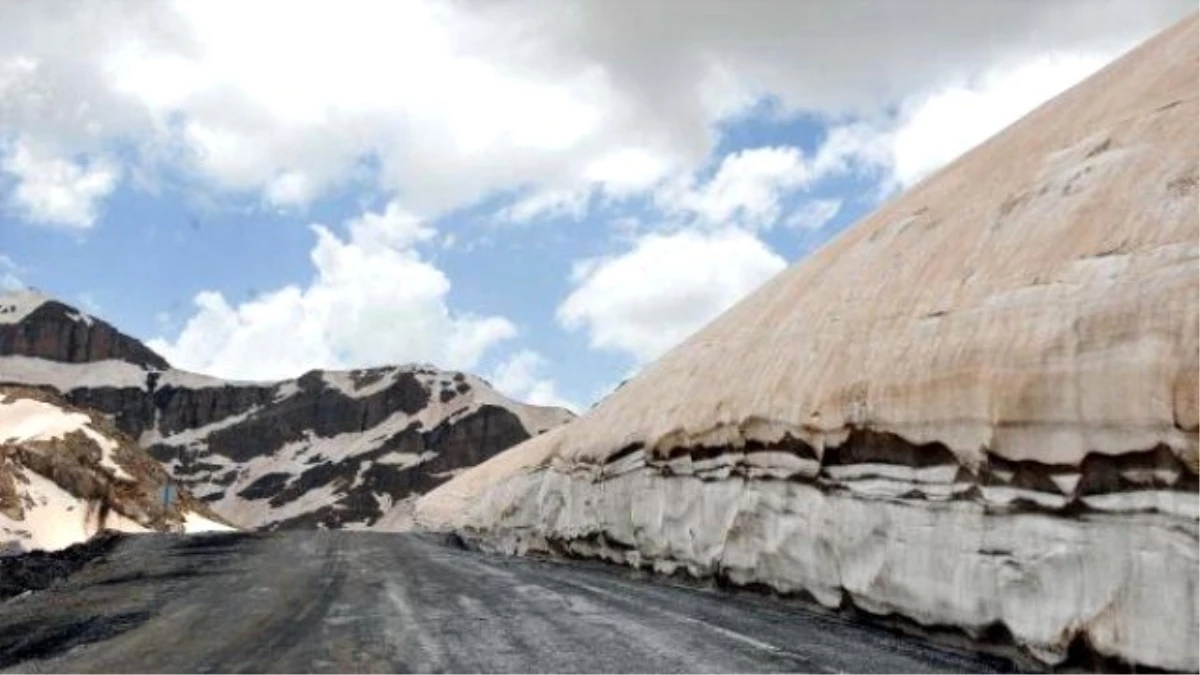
[0,531,1015,673]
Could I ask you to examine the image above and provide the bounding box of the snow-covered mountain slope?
[0,294,574,531]
[139,365,572,530]
[417,15,1199,672]
[1,386,231,554]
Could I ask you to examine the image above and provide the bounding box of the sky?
[0,0,1193,412]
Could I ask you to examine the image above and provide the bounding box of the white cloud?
[489,349,577,411]
[148,201,516,380]
[558,228,786,363]
[0,0,1187,223]
[657,146,811,229]
[886,53,1113,187]
[1,138,118,228]
[496,189,592,224]
[583,147,677,197]
[808,52,1117,194]
[785,198,843,231]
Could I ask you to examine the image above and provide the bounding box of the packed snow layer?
[0,356,150,391]
[0,355,271,392]
[0,394,132,481]
[430,463,1198,671]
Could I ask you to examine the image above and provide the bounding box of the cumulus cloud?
[488,350,577,411]
[805,51,1118,194]
[148,201,516,380]
[657,146,812,229]
[884,53,1115,187]
[495,189,592,224]
[0,0,1188,223]
[558,228,786,363]
[1,138,119,227]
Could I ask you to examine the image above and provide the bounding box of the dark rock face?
[0,302,168,370]
[135,370,562,530]
[151,385,277,438]
[263,404,534,529]
[64,387,160,439]
[202,375,430,464]
[62,383,278,441]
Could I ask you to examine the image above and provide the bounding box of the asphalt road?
[0,531,1015,673]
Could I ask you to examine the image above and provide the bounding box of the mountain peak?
[0,290,170,370]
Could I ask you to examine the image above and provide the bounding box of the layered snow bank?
[434,460,1196,670]
[417,15,1200,672]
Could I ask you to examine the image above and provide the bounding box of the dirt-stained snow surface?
[418,15,1199,672]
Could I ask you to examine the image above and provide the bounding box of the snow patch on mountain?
[0,394,132,481]
[151,366,572,530]
[1,387,236,553]
[183,511,237,533]
[1,470,150,553]
[0,289,53,326]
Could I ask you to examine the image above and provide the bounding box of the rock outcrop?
[0,290,168,369]
[1,386,230,554]
[0,295,574,531]
[416,14,1199,672]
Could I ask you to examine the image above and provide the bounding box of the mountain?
[0,290,168,369]
[1,385,231,554]
[0,289,574,531]
[416,14,1199,672]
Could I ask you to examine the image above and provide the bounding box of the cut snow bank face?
[417,14,1200,673]
[0,387,236,554]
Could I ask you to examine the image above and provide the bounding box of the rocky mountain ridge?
[0,290,573,530]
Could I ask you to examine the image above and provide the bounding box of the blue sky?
[0,0,1190,410]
